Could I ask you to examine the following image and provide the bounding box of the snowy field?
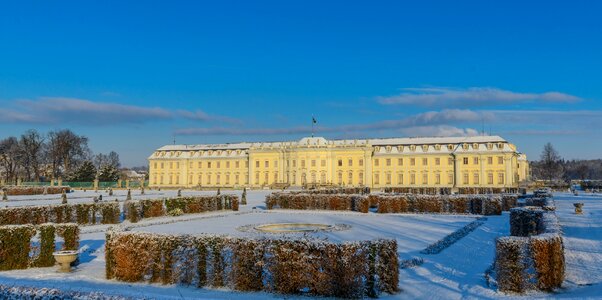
[0,190,601,299]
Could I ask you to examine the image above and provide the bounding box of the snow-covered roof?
[151,135,513,159]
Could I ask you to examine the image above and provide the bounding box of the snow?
[1,190,602,299]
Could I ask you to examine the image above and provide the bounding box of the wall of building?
[148,136,528,190]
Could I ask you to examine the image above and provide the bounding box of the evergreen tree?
[98,165,120,181]
[66,160,97,182]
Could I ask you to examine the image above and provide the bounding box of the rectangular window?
[358,172,364,185]
[448,173,454,185]
[498,173,505,184]
[256,160,259,168]
[264,172,269,184]
[235,161,239,168]
[161,162,164,169]
[463,157,469,165]
[255,173,259,184]
[207,174,211,185]
[225,174,230,185]
[338,159,342,167]
[435,158,440,165]
[301,160,305,168]
[422,173,428,184]
[474,173,479,184]
[422,158,428,166]
[386,158,391,166]
[348,171,353,183]
[448,157,453,165]
[216,174,220,184]
[208,162,212,168]
[311,160,316,167]
[226,161,230,168]
[375,159,379,166]
[398,173,403,185]
[293,160,297,167]
[386,173,391,184]
[264,160,269,168]
[410,158,415,166]
[235,174,240,184]
[410,173,416,185]
[359,159,364,166]
[275,161,278,168]
[348,159,353,167]
[338,172,343,184]
[435,173,441,185]
[170,162,173,169]
[245,161,249,168]
[488,173,494,184]
[463,173,469,185]
[498,156,504,164]
[274,172,278,181]
[322,160,327,167]
[488,157,493,165]
[198,162,202,168]
[398,158,403,166]
[154,162,157,169]
[473,157,479,165]
[374,173,380,185]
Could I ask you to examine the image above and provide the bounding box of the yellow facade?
[149,136,529,190]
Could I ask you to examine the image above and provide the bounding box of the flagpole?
[311,116,314,137]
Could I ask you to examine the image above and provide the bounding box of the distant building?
[148,135,529,191]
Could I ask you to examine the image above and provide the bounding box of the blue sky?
[1,1,601,166]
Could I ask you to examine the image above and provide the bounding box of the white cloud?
[0,97,240,126]
[400,125,480,137]
[377,87,581,107]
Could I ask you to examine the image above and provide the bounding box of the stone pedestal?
[125,180,130,189]
[57,178,63,186]
[93,179,99,191]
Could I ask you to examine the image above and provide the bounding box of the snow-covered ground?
[1,191,601,299]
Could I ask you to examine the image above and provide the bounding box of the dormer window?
[422,145,429,152]
[374,146,380,152]
[497,143,504,149]
[397,146,403,152]
[410,145,416,152]
[487,143,493,150]
[434,144,441,151]
[386,146,392,153]
[462,143,469,150]
[473,143,479,149]
[447,144,454,151]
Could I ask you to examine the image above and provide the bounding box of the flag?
[312,117,317,124]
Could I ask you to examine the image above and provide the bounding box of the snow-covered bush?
[0,202,119,226]
[125,195,239,223]
[495,197,564,293]
[0,223,79,271]
[266,193,368,213]
[105,228,398,298]
[374,194,503,215]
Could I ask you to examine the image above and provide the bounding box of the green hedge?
[0,223,79,271]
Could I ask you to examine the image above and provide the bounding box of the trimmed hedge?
[266,193,511,216]
[0,223,79,271]
[105,228,398,298]
[266,193,369,213]
[0,202,120,226]
[289,188,370,195]
[495,201,565,293]
[125,195,239,223]
[375,194,503,215]
[2,186,70,196]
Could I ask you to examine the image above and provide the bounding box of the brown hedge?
[125,195,239,223]
[495,201,565,293]
[0,202,119,226]
[266,193,368,213]
[2,186,70,196]
[374,194,503,215]
[105,229,398,298]
[0,223,79,271]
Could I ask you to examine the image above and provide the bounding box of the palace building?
[148,136,529,191]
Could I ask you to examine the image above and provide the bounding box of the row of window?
[153,173,250,185]
[154,155,507,171]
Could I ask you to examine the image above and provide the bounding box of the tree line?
[0,129,121,184]
[530,142,602,183]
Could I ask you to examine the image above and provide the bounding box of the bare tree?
[0,137,22,184]
[47,129,91,178]
[19,129,45,181]
[539,142,563,182]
